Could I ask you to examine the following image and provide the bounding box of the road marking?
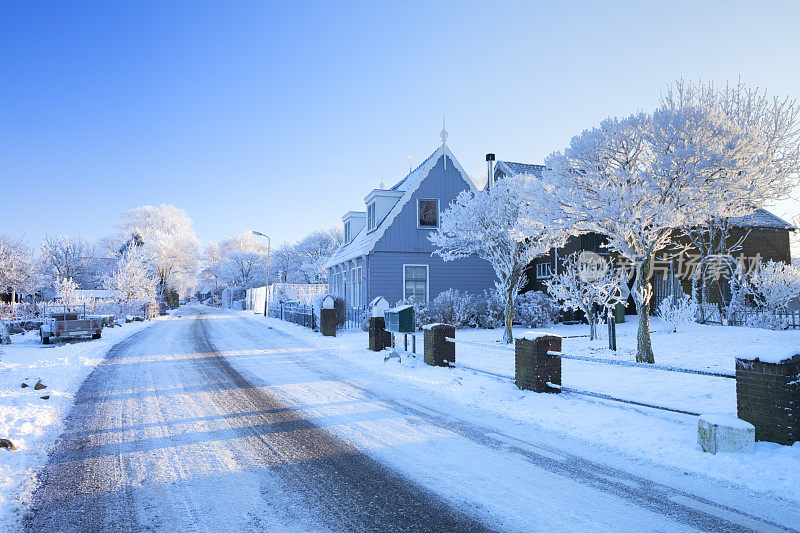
[669,494,788,533]
[485,432,567,463]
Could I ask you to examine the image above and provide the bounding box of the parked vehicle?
[39,305,102,344]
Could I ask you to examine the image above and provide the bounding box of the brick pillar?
[368,317,391,351]
[319,308,337,337]
[515,335,562,393]
[736,353,800,445]
[423,324,455,367]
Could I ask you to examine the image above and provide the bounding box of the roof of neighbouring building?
[729,208,795,230]
[495,161,545,178]
[325,143,475,268]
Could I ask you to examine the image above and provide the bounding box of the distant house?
[325,135,497,308]
[491,157,796,307]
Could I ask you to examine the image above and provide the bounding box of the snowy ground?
[239,310,800,503]
[0,318,156,524]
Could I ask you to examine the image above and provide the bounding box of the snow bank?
[0,319,155,527]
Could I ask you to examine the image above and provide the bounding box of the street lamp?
[251,230,271,316]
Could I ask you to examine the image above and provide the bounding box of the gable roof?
[325,143,476,268]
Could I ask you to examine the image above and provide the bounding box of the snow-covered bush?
[394,296,431,330]
[657,294,698,333]
[746,260,800,311]
[515,291,559,328]
[430,289,477,327]
[472,289,505,329]
[745,312,790,331]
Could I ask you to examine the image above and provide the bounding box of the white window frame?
[351,265,363,309]
[416,198,440,229]
[402,263,429,302]
[344,221,351,244]
[535,262,552,280]
[367,203,376,231]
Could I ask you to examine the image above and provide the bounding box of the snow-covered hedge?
[397,289,558,330]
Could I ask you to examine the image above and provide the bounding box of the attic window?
[367,203,376,231]
[418,199,439,228]
[344,221,351,243]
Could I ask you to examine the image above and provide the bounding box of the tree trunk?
[503,290,514,344]
[589,316,597,341]
[637,301,654,363]
[635,257,655,364]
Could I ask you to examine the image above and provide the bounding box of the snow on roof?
[729,208,795,231]
[496,161,545,179]
[325,143,476,268]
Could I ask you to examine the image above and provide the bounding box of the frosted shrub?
[515,291,558,328]
[746,260,800,311]
[472,289,505,329]
[394,296,431,330]
[657,294,697,333]
[431,289,477,327]
[745,313,790,331]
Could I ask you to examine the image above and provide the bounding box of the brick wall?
[735,354,800,445]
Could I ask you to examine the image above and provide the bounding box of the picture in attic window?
[418,199,439,227]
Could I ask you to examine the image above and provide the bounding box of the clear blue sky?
[3,1,799,249]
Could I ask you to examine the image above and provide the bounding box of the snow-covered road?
[21,307,800,531]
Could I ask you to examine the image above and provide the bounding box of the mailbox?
[370,296,390,318]
[384,304,415,333]
[321,295,335,310]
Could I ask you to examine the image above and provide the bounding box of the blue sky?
[3,1,799,249]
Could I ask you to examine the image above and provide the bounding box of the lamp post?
[251,230,271,316]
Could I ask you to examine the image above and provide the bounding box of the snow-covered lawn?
[237,310,800,502]
[0,319,156,524]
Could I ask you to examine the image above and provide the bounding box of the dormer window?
[344,221,351,243]
[367,203,376,231]
[417,199,439,228]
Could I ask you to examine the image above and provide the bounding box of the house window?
[351,266,363,308]
[418,199,439,228]
[344,221,351,244]
[536,262,552,280]
[367,203,376,231]
[403,264,428,301]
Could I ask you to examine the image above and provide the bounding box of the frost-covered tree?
[54,277,89,307]
[295,228,343,284]
[545,252,622,340]
[430,176,564,343]
[40,235,91,287]
[104,247,157,304]
[218,232,268,288]
[116,205,200,299]
[746,260,800,311]
[199,242,224,292]
[536,82,800,363]
[0,236,35,301]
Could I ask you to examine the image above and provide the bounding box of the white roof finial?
[441,113,448,145]
[379,170,385,189]
[408,155,413,173]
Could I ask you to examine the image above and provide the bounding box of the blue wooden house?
[325,134,497,308]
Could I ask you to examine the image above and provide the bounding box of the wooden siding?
[373,154,468,254]
[366,251,496,305]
